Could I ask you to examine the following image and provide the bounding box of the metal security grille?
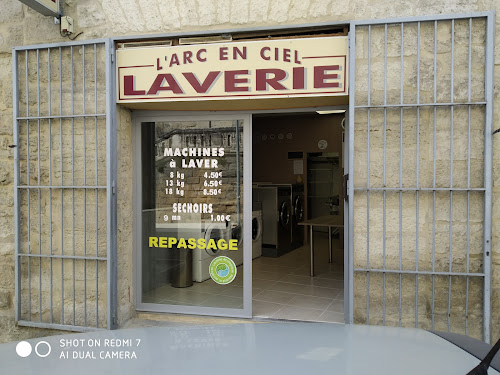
[348,13,494,342]
[13,39,117,331]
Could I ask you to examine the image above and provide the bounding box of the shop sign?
[18,0,59,16]
[116,36,348,103]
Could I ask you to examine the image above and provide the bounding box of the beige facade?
[0,0,499,343]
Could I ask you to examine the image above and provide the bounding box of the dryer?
[258,185,293,256]
[252,210,262,259]
[291,183,305,249]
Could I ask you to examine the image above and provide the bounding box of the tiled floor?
[251,235,344,323]
[143,231,344,323]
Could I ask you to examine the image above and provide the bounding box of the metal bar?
[382,23,388,325]
[351,12,491,26]
[13,48,21,323]
[20,254,107,261]
[83,45,87,327]
[37,48,42,323]
[465,18,472,337]
[310,226,314,276]
[17,320,106,333]
[26,49,31,322]
[447,19,455,333]
[59,46,64,325]
[354,269,485,277]
[71,45,75,326]
[415,21,421,328]
[18,185,107,189]
[483,12,495,344]
[14,38,109,51]
[354,187,485,192]
[106,39,118,329]
[95,43,99,329]
[347,23,355,325]
[354,102,486,108]
[432,20,438,331]
[16,114,106,120]
[366,25,371,325]
[399,22,403,328]
[48,47,53,324]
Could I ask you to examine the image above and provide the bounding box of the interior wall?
[252,112,345,234]
[252,113,344,185]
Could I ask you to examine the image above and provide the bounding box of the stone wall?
[0,0,499,343]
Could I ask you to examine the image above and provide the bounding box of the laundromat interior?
[139,110,346,323]
[251,112,345,322]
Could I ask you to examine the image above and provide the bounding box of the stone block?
[216,0,231,24]
[76,4,106,28]
[230,0,249,24]
[269,0,291,23]
[178,0,199,27]
[0,290,10,309]
[198,0,217,26]
[0,0,23,24]
[308,0,332,18]
[249,0,270,22]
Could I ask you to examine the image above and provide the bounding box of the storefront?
[5,1,498,345]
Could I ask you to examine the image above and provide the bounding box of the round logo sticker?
[209,256,237,284]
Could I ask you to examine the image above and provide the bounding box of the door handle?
[342,174,349,201]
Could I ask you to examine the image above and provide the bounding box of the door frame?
[132,112,253,318]
[132,105,349,320]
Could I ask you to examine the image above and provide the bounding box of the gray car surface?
[1,322,498,375]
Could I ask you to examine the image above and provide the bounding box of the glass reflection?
[141,120,244,309]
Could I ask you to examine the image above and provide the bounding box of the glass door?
[134,114,252,318]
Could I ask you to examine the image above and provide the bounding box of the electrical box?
[61,16,74,35]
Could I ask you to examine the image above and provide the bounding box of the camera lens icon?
[16,341,51,358]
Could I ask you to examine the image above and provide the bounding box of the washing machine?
[252,210,262,259]
[291,183,305,249]
[192,222,229,282]
[258,185,293,256]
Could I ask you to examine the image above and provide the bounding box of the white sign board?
[18,0,59,16]
[117,36,348,103]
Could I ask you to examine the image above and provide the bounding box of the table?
[299,216,344,277]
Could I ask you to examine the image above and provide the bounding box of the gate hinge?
[112,180,116,195]
[111,51,115,63]
[343,174,349,201]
